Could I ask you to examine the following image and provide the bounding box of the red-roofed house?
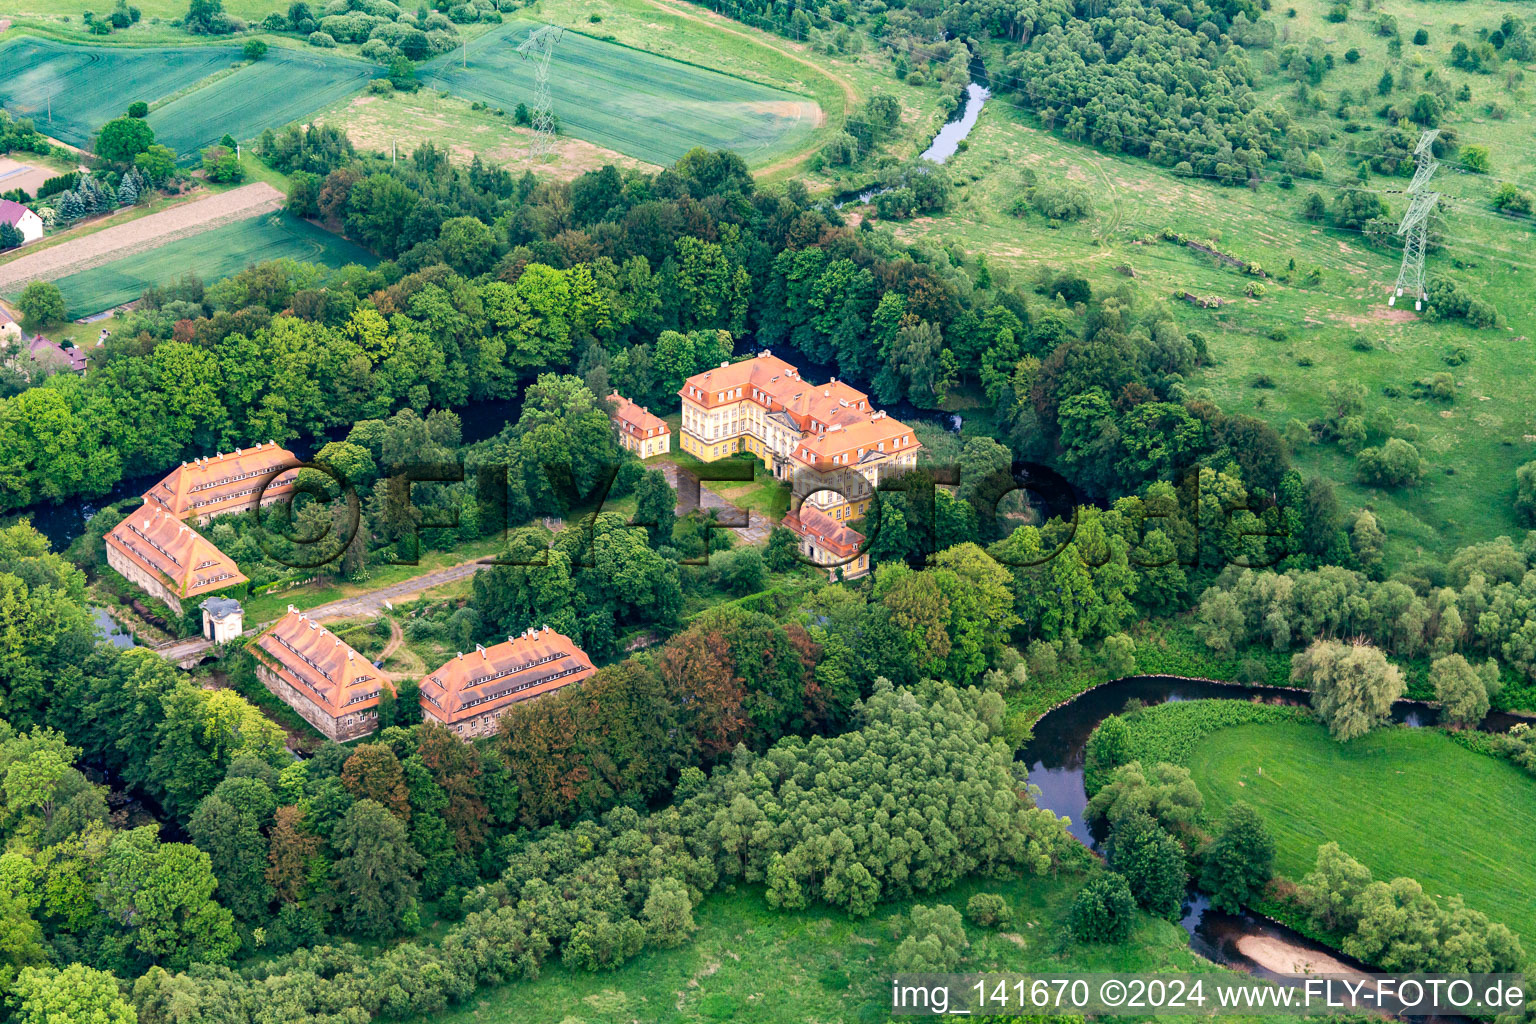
[104,506,249,616]
[608,391,670,458]
[143,441,300,523]
[0,200,43,245]
[784,504,870,580]
[26,336,87,375]
[249,607,393,740]
[420,626,596,739]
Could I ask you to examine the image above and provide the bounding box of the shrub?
[1069,874,1136,943]
[891,904,969,972]
[965,893,1011,929]
[308,29,337,46]
[1355,438,1426,487]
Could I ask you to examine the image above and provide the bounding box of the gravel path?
[0,182,285,292]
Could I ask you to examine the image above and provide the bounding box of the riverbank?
[1023,679,1536,988]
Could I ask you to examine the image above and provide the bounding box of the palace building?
[103,506,249,616]
[783,504,870,580]
[248,607,393,742]
[143,442,300,523]
[420,626,596,740]
[677,351,919,522]
[607,391,671,458]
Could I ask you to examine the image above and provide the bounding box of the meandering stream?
[1019,675,1523,1000]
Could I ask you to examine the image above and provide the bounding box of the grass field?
[1186,720,1536,943]
[36,211,374,317]
[414,872,1277,1024]
[902,74,1536,571]
[147,46,377,161]
[0,35,240,148]
[417,20,821,168]
[306,89,660,180]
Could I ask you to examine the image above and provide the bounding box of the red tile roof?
[104,506,248,599]
[420,627,595,727]
[784,504,865,560]
[144,441,299,519]
[608,391,669,439]
[250,608,390,718]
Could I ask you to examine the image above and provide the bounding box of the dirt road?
[300,559,491,621]
[0,182,285,291]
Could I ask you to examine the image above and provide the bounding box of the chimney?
[456,652,463,660]
[720,361,729,368]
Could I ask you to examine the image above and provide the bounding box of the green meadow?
[901,31,1536,571]
[413,873,1287,1024]
[1186,719,1536,944]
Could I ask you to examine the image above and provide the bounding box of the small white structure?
[200,596,245,643]
[0,199,43,245]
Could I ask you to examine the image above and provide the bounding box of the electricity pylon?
[1389,129,1441,310]
[516,25,563,162]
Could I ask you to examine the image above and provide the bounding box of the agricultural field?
[40,211,374,317]
[525,0,946,179]
[0,35,240,149]
[1186,719,1536,944]
[147,46,377,161]
[417,20,822,168]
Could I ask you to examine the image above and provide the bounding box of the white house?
[0,199,44,245]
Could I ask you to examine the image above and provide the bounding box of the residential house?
[143,441,300,523]
[26,336,87,375]
[608,390,671,458]
[419,626,596,740]
[103,506,248,616]
[784,504,870,580]
[0,199,43,245]
[248,607,393,741]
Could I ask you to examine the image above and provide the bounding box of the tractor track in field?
[0,182,284,293]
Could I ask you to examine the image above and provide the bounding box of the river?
[1020,675,1523,1002]
[835,81,992,208]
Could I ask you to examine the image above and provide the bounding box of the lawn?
[147,46,377,161]
[414,872,1278,1024]
[1186,720,1536,944]
[416,20,822,168]
[35,211,374,317]
[0,35,240,148]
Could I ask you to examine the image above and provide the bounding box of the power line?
[516,25,564,162]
